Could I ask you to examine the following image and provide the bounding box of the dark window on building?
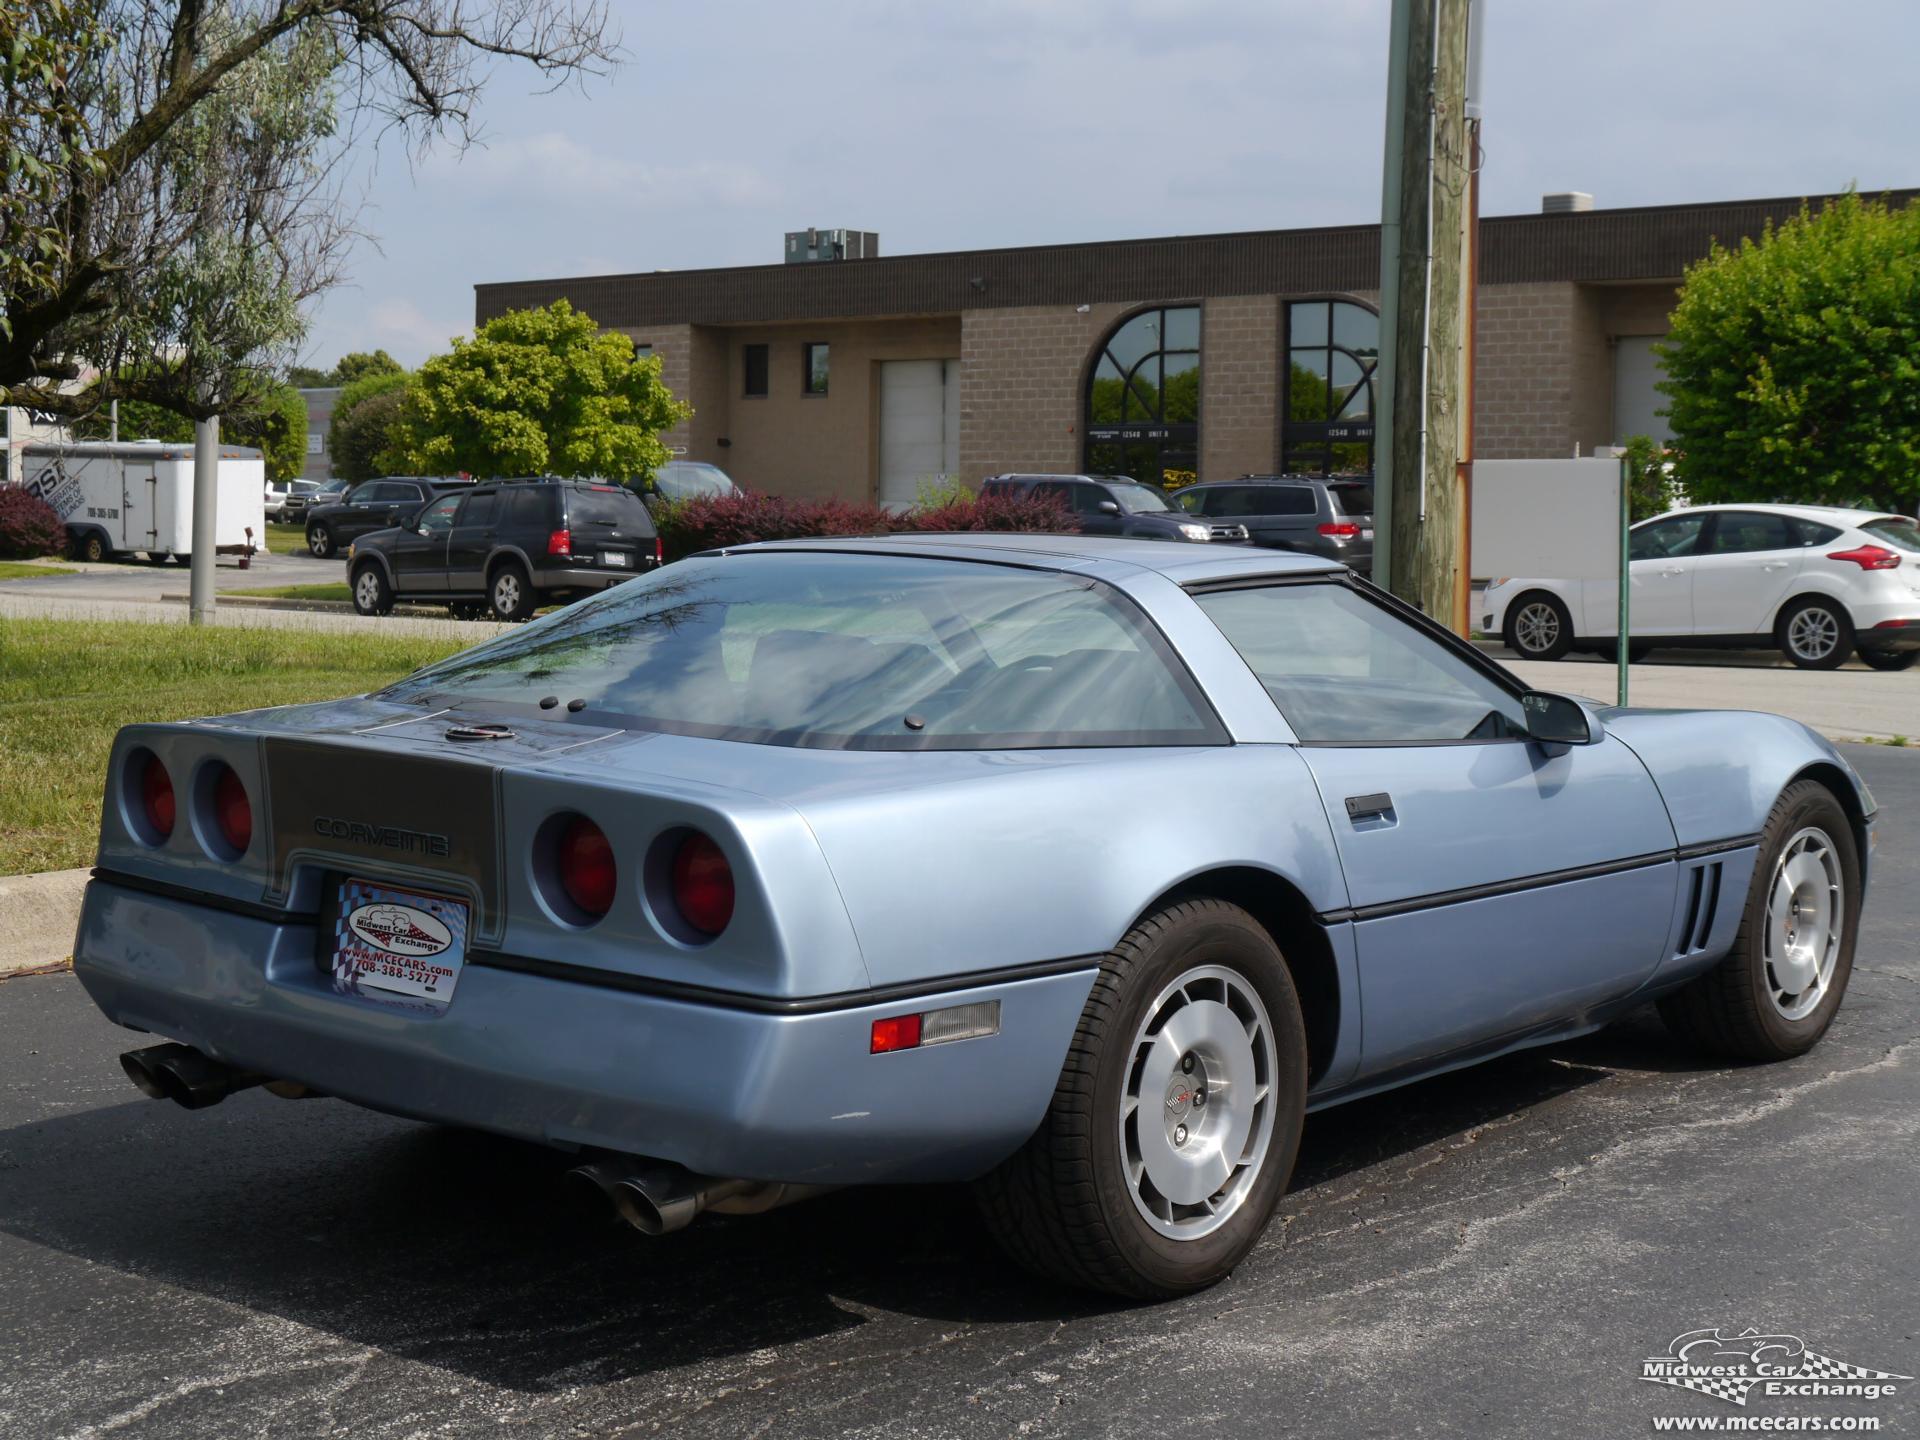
[1084,305,1201,487]
[743,344,769,397]
[1283,299,1378,477]
[803,343,830,396]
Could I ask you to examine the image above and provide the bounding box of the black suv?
[979,474,1248,544]
[1174,475,1374,574]
[305,477,469,558]
[347,478,661,620]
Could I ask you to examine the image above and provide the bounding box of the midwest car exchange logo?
[1641,1328,1910,1407]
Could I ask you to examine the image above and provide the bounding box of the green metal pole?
[1372,0,1414,590]
[1617,454,1630,706]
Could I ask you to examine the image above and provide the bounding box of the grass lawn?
[0,619,472,875]
[264,522,307,555]
[0,561,73,581]
[231,582,352,602]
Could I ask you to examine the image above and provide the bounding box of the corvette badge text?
[1641,1328,1910,1408]
[313,816,451,858]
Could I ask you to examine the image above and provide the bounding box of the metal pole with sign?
[189,416,218,625]
[1617,454,1631,706]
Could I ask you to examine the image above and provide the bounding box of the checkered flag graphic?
[1794,1350,1911,1383]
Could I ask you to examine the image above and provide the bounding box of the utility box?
[784,228,879,263]
[19,441,267,561]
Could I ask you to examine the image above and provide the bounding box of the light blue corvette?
[73,535,1878,1297]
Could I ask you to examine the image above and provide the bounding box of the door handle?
[1762,561,1789,570]
[1344,792,1395,823]
[1661,567,1684,576]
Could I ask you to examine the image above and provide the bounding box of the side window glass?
[1629,516,1706,561]
[459,491,497,528]
[418,496,462,534]
[1788,516,1842,547]
[1707,512,1794,554]
[1176,489,1207,514]
[1194,584,1529,743]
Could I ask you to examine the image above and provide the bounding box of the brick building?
[474,190,1904,502]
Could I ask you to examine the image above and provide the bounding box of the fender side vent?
[1676,862,1723,958]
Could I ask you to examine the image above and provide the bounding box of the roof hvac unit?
[784,228,880,264]
[1541,192,1595,214]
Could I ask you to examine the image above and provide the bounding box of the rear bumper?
[529,561,654,593]
[1859,617,1920,653]
[72,880,1092,1185]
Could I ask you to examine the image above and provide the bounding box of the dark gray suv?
[1175,476,1373,574]
[979,474,1248,544]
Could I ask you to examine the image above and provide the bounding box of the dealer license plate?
[599,549,630,567]
[330,877,469,1006]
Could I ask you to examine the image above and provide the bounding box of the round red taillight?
[558,816,616,920]
[140,754,175,840]
[212,765,252,854]
[671,831,734,937]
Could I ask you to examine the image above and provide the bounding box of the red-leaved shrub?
[656,488,1071,561]
[0,486,67,560]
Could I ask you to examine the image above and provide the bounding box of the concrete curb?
[0,868,89,977]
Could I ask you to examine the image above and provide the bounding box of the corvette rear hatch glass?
[379,553,1223,750]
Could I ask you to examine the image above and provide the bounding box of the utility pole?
[189,415,218,624]
[1375,0,1477,627]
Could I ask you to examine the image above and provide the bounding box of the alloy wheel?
[494,573,521,614]
[354,571,383,612]
[1513,601,1561,656]
[1764,826,1843,1021]
[1119,963,1277,1241]
[1787,606,1839,663]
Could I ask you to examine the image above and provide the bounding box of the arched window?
[1084,305,1200,486]
[1283,299,1378,476]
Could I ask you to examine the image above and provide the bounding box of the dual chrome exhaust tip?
[565,1158,831,1237]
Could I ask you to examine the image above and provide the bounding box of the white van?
[20,441,268,564]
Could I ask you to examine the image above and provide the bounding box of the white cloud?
[422,131,778,212]
[367,298,467,357]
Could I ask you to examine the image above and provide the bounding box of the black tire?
[488,560,536,621]
[1657,779,1860,1062]
[1502,591,1575,661]
[307,523,334,559]
[1859,649,1917,672]
[1776,595,1853,670]
[350,562,394,617]
[974,898,1308,1300]
[79,531,109,563]
[143,552,170,566]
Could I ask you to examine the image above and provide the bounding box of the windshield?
[1109,483,1172,514]
[654,462,739,501]
[380,553,1221,750]
[1861,518,1920,553]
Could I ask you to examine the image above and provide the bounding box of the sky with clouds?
[300,0,1920,370]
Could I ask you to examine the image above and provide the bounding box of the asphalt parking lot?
[1,744,1914,1438]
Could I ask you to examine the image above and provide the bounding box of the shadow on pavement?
[0,1013,1708,1392]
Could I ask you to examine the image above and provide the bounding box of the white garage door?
[879,359,960,510]
[1613,335,1672,446]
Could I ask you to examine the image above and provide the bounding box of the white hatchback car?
[1483,503,1920,671]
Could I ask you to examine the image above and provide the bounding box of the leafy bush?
[0,488,68,559]
[329,369,411,481]
[1659,191,1920,514]
[655,489,1071,561]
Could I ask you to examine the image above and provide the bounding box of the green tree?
[386,301,690,480]
[333,380,412,482]
[235,383,308,484]
[333,350,403,386]
[1619,434,1680,522]
[1,0,618,424]
[1658,192,1920,514]
[327,368,411,480]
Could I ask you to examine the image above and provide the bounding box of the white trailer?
[19,441,267,564]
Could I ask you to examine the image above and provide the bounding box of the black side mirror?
[1521,691,1597,746]
[1096,499,1122,516]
